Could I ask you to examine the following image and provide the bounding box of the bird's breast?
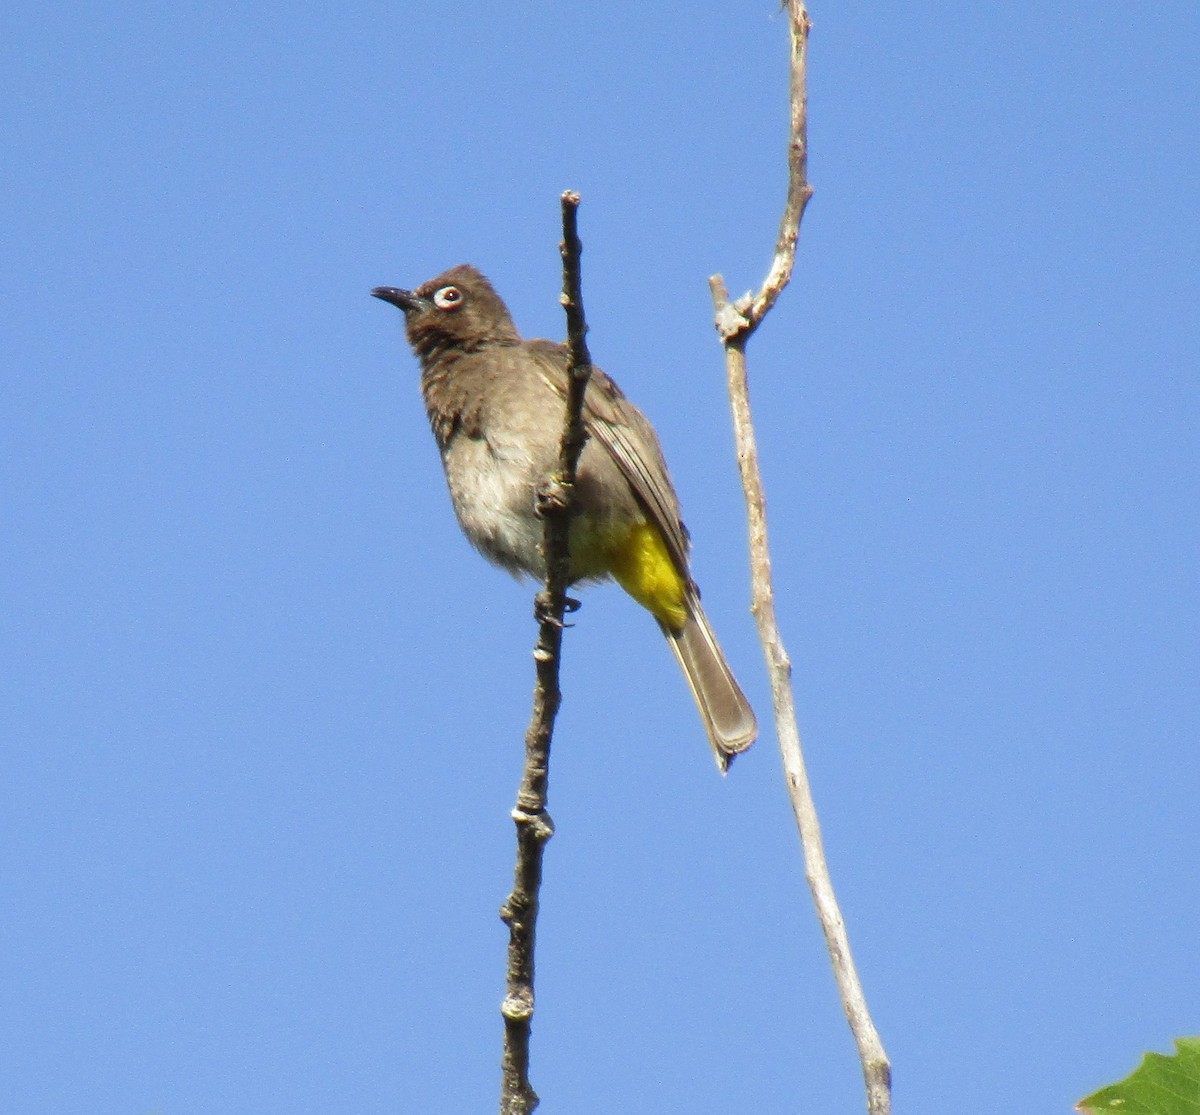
[439,433,546,576]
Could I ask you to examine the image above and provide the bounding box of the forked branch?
[708,5,892,1113]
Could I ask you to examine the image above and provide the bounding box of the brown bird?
[372,265,756,770]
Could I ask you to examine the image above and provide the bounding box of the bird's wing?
[525,339,692,574]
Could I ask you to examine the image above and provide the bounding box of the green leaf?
[1079,1037,1200,1115]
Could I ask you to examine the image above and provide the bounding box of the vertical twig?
[497,191,593,1115]
[709,4,892,1114]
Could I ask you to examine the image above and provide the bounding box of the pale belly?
[440,434,625,584]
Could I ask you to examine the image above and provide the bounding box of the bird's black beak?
[371,286,431,314]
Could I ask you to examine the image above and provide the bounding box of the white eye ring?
[433,286,463,310]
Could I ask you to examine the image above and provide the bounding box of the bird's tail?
[660,599,757,772]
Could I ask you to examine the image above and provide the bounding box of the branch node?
[512,808,555,841]
[714,302,750,342]
[501,991,535,1022]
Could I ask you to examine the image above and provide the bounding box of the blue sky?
[3,3,1197,1112]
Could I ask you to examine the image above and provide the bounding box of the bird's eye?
[433,286,463,310]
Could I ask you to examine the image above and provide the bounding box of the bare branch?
[713,3,814,344]
[710,4,892,1113]
[497,191,593,1115]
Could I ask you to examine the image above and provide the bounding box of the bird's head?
[372,264,520,358]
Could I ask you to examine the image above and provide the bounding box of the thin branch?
[715,4,814,344]
[709,4,892,1114]
[497,191,593,1115]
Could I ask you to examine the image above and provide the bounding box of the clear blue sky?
[3,3,1197,1112]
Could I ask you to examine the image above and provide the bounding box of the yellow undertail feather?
[606,521,688,630]
[593,518,756,767]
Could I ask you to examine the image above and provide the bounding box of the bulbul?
[372,265,756,770]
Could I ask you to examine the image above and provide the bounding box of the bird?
[372,264,756,770]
